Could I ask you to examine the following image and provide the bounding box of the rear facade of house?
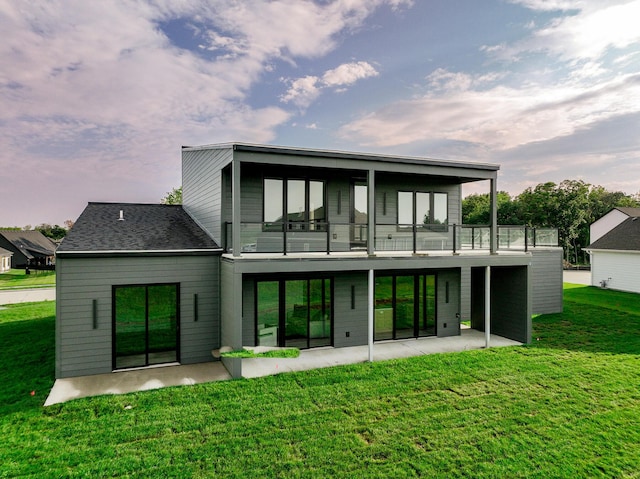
[55,143,563,379]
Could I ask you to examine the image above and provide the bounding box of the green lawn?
[0,268,56,290]
[2,286,640,477]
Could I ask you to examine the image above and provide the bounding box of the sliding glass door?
[374,273,436,340]
[113,284,179,369]
[256,277,332,349]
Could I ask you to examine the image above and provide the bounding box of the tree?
[462,180,639,265]
[36,223,68,241]
[461,191,520,225]
[162,186,182,205]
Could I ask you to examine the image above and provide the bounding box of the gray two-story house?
[55,143,562,379]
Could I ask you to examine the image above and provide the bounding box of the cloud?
[0,0,410,225]
[342,71,640,150]
[340,0,640,180]
[281,61,378,107]
[499,1,640,65]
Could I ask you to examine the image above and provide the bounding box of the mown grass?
[0,268,56,290]
[2,286,640,477]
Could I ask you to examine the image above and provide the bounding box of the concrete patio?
[46,329,520,405]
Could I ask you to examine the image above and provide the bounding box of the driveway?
[0,287,56,305]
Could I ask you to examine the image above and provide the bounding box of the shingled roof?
[0,230,57,258]
[57,203,221,254]
[587,217,640,251]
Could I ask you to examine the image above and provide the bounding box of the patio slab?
[45,329,520,405]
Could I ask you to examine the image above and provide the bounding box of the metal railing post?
[453,224,457,254]
[413,224,417,254]
[326,222,330,254]
[283,222,288,256]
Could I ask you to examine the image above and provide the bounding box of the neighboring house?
[0,247,12,273]
[56,143,563,379]
[0,230,57,269]
[585,208,640,293]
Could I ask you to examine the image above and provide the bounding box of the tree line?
[0,220,74,241]
[462,180,640,265]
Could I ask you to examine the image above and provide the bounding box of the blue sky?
[2,0,640,226]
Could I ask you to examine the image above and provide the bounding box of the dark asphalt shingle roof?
[57,203,220,253]
[0,230,57,258]
[588,217,640,251]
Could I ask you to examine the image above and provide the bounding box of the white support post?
[485,265,491,348]
[368,269,374,362]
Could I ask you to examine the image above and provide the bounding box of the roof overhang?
[56,248,223,259]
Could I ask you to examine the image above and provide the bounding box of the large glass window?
[264,179,283,224]
[256,281,279,347]
[398,192,413,226]
[398,191,448,228]
[113,283,179,369]
[256,277,332,349]
[287,180,306,223]
[264,178,326,230]
[374,273,436,340]
[433,193,448,225]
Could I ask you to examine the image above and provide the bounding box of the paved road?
[0,288,56,305]
[563,270,590,285]
[0,272,589,306]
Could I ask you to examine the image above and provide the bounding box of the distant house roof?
[57,203,221,255]
[0,247,13,257]
[587,217,640,252]
[614,207,640,218]
[0,230,57,259]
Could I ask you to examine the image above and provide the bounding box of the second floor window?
[398,191,448,229]
[264,178,326,230]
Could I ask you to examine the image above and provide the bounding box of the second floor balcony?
[224,222,558,256]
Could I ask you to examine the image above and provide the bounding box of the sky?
[2,0,640,227]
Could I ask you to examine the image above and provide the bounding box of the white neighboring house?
[0,247,12,273]
[585,208,640,293]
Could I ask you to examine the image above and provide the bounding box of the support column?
[367,169,375,255]
[490,176,498,254]
[368,269,374,362]
[232,158,241,258]
[485,265,491,348]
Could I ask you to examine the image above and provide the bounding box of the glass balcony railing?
[224,222,558,255]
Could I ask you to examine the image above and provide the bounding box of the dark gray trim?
[56,250,222,259]
[182,142,499,172]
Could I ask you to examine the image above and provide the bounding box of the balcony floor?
[222,248,539,260]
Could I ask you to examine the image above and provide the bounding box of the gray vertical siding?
[56,255,220,378]
[530,248,563,314]
[333,272,369,347]
[491,266,530,343]
[242,277,255,346]
[460,266,471,322]
[182,147,233,245]
[436,269,461,337]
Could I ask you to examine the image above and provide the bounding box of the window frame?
[263,177,327,231]
[397,190,449,231]
[111,282,180,370]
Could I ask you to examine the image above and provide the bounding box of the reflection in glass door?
[374,273,436,340]
[256,278,332,349]
[113,284,179,370]
[351,182,368,250]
